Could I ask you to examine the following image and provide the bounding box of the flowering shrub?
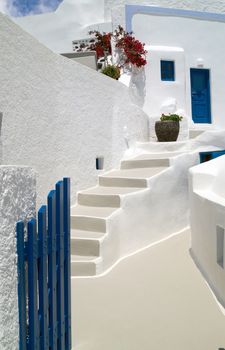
[116,34,147,68]
[73,25,147,69]
[88,30,112,59]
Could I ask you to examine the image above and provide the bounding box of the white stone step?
[71,205,117,232]
[71,229,106,256]
[78,186,142,207]
[121,155,170,169]
[71,255,102,276]
[137,141,188,153]
[99,167,167,187]
[189,129,205,139]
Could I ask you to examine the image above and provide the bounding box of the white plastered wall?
[12,0,108,53]
[0,14,148,207]
[128,12,225,127]
[190,155,225,308]
[0,166,36,350]
[108,0,225,27]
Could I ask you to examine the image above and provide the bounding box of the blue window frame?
[199,150,225,163]
[161,60,175,81]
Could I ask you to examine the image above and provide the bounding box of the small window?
[199,150,225,163]
[161,60,175,81]
[217,226,224,268]
[96,157,104,170]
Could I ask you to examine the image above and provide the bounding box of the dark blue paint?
[56,181,65,350]
[63,178,72,350]
[190,69,211,124]
[17,221,27,350]
[17,178,71,350]
[38,206,49,350]
[161,60,175,81]
[28,219,39,350]
[48,190,58,350]
[199,150,225,163]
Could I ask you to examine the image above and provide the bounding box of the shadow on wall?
[129,67,146,108]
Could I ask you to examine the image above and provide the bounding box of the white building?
[12,0,225,132]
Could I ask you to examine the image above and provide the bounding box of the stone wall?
[0,166,36,350]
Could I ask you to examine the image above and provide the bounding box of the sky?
[0,0,63,16]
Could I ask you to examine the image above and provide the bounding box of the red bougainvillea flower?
[116,34,147,68]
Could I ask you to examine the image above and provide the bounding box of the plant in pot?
[155,113,183,142]
[101,65,121,80]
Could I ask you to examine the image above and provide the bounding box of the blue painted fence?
[17,178,71,350]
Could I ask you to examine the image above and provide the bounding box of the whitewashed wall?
[190,155,225,308]
[0,14,148,207]
[124,11,225,128]
[108,0,225,27]
[12,0,108,53]
[0,166,36,350]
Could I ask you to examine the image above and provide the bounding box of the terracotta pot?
[155,120,180,142]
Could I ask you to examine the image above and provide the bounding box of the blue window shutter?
[161,60,175,81]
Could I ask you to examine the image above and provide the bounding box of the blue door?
[190,68,211,123]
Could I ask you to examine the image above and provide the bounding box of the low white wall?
[108,153,199,260]
[190,155,225,308]
[0,166,36,350]
[0,14,148,207]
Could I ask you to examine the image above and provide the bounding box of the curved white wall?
[190,155,225,308]
[0,14,148,206]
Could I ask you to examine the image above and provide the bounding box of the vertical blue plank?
[48,190,58,350]
[28,219,39,350]
[17,221,27,350]
[38,206,49,350]
[56,181,65,350]
[63,178,71,350]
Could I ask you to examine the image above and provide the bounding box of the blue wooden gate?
[190,68,211,124]
[16,178,71,350]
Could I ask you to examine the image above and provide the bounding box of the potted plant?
[155,113,183,142]
[101,65,121,80]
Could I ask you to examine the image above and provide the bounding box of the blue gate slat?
[28,219,40,350]
[48,190,58,350]
[17,221,27,350]
[17,178,71,350]
[56,181,65,350]
[63,178,72,350]
[38,206,49,350]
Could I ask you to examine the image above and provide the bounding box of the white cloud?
[0,0,8,13]
[30,0,56,15]
[0,0,58,16]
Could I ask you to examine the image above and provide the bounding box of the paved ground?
[72,230,225,350]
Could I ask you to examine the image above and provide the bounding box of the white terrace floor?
[72,229,225,350]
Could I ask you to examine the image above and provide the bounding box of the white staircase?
[70,140,191,277]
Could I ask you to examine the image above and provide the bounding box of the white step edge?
[71,255,102,276]
[71,230,106,256]
[121,158,170,169]
[77,186,144,207]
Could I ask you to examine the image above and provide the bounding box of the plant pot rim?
[156,120,180,123]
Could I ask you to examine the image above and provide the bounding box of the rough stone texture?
[107,0,225,26]
[0,166,36,350]
[0,14,148,207]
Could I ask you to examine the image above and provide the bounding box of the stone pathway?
[72,230,225,350]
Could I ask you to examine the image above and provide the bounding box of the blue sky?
[3,0,63,16]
